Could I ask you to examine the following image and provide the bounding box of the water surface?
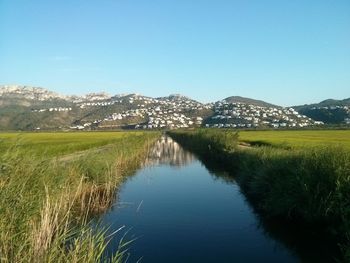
[100,136,336,262]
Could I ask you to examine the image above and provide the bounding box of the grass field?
[0,131,160,263]
[0,131,152,157]
[239,130,350,149]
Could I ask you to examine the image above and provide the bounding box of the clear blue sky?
[0,0,349,106]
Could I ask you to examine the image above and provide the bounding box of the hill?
[0,84,342,130]
[293,98,350,124]
[223,96,279,108]
[0,85,213,130]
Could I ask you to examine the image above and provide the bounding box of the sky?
[0,0,349,106]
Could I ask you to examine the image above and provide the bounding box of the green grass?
[239,130,350,149]
[0,131,152,157]
[0,131,160,262]
[168,129,350,261]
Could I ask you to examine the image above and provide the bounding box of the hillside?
[0,84,340,130]
[293,98,350,124]
[223,96,279,108]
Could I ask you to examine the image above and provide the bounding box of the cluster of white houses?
[32,107,72,112]
[136,115,204,129]
[310,105,349,111]
[26,90,326,130]
[101,95,207,129]
[98,97,325,130]
[206,101,323,128]
[76,94,169,109]
[70,97,326,130]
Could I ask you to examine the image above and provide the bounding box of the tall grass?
[0,132,159,262]
[169,129,238,153]
[169,129,350,261]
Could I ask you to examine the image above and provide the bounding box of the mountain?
[222,96,279,108]
[293,98,350,124]
[0,85,68,101]
[0,84,345,130]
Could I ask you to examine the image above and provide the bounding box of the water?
[99,136,337,262]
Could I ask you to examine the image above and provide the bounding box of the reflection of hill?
[144,136,196,167]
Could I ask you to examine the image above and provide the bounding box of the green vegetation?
[299,107,349,124]
[171,129,239,153]
[239,130,350,149]
[168,129,350,261]
[0,132,152,156]
[293,98,350,124]
[0,131,160,262]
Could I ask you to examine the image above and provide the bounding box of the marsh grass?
[169,128,239,153]
[0,131,159,262]
[169,129,350,261]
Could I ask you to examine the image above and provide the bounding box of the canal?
[99,136,337,262]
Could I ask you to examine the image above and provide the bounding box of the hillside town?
[0,85,338,131]
[206,100,323,129]
[99,94,210,129]
[80,96,323,130]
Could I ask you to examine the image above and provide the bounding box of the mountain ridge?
[3,84,347,108]
[0,85,279,106]
[294,98,350,109]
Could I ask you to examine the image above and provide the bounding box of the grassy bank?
[168,129,350,261]
[0,131,160,262]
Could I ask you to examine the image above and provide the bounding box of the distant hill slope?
[223,96,279,108]
[294,98,350,109]
[293,98,350,124]
[156,94,200,104]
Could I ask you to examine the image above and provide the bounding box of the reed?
[0,131,160,262]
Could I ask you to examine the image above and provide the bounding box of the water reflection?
[144,136,196,167]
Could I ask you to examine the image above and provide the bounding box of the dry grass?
[77,182,116,216]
